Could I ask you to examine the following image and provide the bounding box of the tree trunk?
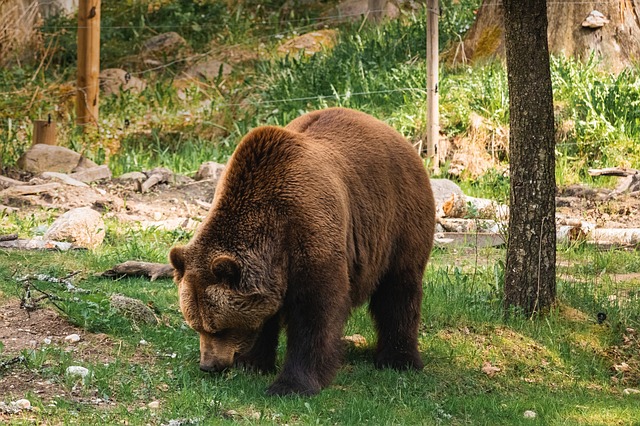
[458,0,640,73]
[503,0,556,316]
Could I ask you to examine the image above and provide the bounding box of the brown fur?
[170,107,435,396]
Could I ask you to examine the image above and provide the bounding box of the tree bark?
[458,0,640,73]
[503,0,556,316]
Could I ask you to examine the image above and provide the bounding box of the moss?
[474,25,503,60]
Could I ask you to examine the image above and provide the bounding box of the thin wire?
[42,9,393,31]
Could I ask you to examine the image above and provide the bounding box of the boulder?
[100,68,146,96]
[41,172,89,188]
[180,59,232,81]
[17,144,97,174]
[110,294,159,325]
[277,30,338,56]
[430,179,467,218]
[141,32,190,65]
[43,207,105,249]
[194,161,226,181]
[69,165,112,183]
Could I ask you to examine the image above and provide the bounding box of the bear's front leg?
[267,268,350,396]
[234,313,280,373]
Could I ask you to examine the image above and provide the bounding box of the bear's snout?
[199,332,237,373]
[199,360,230,373]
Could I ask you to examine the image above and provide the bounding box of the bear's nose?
[200,362,228,373]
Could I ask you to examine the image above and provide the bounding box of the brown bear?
[169,107,435,396]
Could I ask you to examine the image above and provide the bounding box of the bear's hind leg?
[234,313,280,373]
[369,266,424,371]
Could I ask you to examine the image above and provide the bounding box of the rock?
[69,165,112,183]
[66,366,90,378]
[41,172,89,188]
[141,167,174,192]
[17,144,97,174]
[148,400,160,410]
[430,179,466,218]
[117,171,147,182]
[64,333,81,343]
[73,156,99,172]
[323,0,405,21]
[180,59,232,81]
[39,0,77,19]
[523,410,537,419]
[342,334,367,348]
[110,294,159,325]
[194,162,226,181]
[466,196,509,220]
[100,68,146,96]
[44,207,106,249]
[277,29,338,56]
[141,32,190,63]
[14,399,31,410]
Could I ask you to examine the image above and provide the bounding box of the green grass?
[2,0,639,191]
[1,235,639,425]
[2,3,640,422]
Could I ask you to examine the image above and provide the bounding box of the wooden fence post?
[32,117,57,145]
[426,0,439,172]
[76,0,101,129]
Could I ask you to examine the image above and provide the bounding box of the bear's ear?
[210,255,241,288]
[169,246,186,279]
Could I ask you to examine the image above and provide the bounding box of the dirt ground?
[0,301,120,406]
[2,170,639,229]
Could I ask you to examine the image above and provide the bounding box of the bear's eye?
[210,255,241,288]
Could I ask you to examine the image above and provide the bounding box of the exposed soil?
[1,171,219,230]
[0,300,121,404]
[556,185,640,229]
[2,169,639,230]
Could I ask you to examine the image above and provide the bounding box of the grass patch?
[1,237,639,424]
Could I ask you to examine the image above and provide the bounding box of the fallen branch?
[0,233,18,242]
[0,175,24,189]
[0,355,25,370]
[17,272,89,293]
[141,167,174,193]
[100,261,174,281]
[0,182,61,197]
[0,239,73,250]
[588,167,639,177]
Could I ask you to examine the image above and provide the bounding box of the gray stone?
[430,178,467,218]
[41,172,89,188]
[44,207,105,249]
[100,68,146,96]
[141,32,189,61]
[17,144,97,174]
[181,59,232,81]
[194,162,226,181]
[69,165,112,183]
[117,171,147,182]
[110,294,159,325]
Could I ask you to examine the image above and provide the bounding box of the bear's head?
[169,245,284,372]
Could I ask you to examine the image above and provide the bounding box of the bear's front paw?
[266,377,321,396]
[233,355,276,374]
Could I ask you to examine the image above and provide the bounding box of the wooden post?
[32,118,57,146]
[426,0,439,172]
[76,0,101,129]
